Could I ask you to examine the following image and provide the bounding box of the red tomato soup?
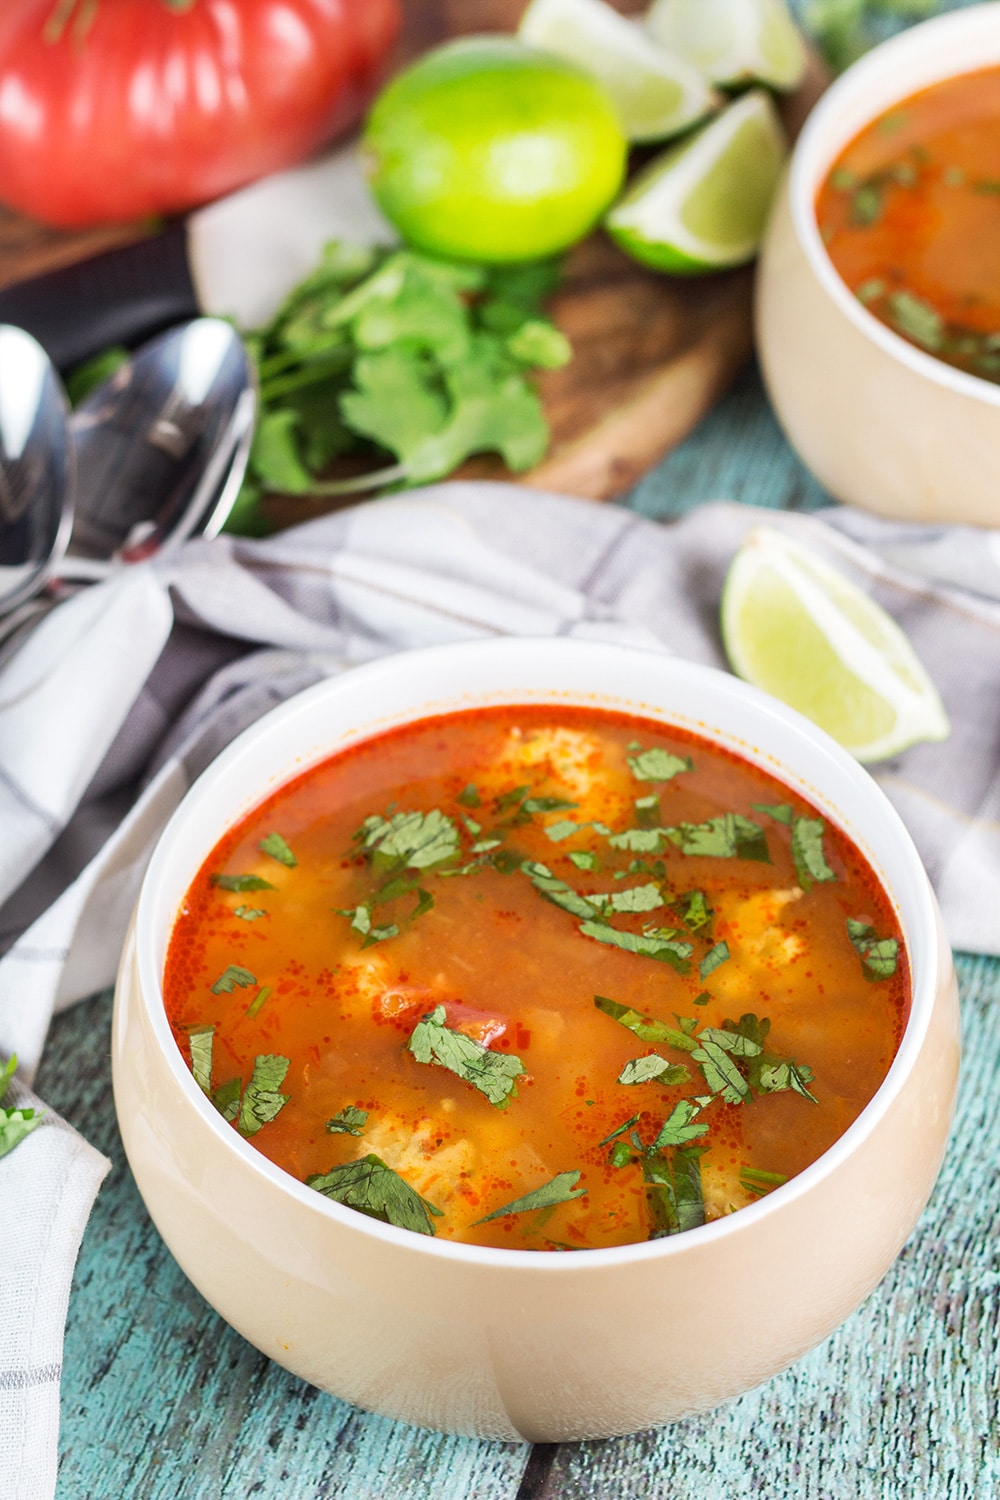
[816,66,1000,383]
[163,706,909,1252]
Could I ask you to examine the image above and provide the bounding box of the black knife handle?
[0,221,200,372]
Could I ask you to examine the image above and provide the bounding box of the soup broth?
[163,705,909,1252]
[816,66,1000,383]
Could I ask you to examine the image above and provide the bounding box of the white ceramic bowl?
[756,2,1000,524]
[112,638,959,1442]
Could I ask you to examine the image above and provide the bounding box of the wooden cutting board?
[0,0,825,509]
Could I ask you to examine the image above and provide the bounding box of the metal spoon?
[64,317,256,577]
[0,324,74,618]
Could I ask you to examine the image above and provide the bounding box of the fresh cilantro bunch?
[0,1054,43,1160]
[800,0,940,72]
[237,242,571,520]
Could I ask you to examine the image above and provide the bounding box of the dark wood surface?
[0,0,824,510]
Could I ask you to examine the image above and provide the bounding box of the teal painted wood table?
[35,360,1000,1497]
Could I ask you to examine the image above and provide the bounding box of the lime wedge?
[604,89,786,272]
[721,528,950,763]
[518,0,718,143]
[646,0,807,91]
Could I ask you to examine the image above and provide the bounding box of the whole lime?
[362,37,628,263]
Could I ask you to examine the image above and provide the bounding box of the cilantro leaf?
[0,1054,42,1160]
[699,940,730,980]
[544,819,581,843]
[670,813,770,862]
[650,1099,710,1150]
[643,1146,706,1237]
[617,1054,690,1087]
[598,1113,641,1147]
[326,1105,368,1137]
[407,1005,524,1108]
[580,921,692,971]
[676,890,712,931]
[210,965,256,995]
[188,1025,214,1094]
[627,748,693,782]
[238,1054,290,1137]
[457,783,481,808]
[356,809,460,872]
[307,1154,442,1236]
[210,873,277,893]
[595,996,698,1053]
[521,861,601,920]
[791,816,837,890]
[753,802,792,824]
[691,1037,754,1103]
[212,1077,243,1123]
[568,850,599,871]
[475,1170,586,1224]
[847,918,900,980]
[607,882,664,915]
[233,905,267,922]
[259,832,297,868]
[606,828,669,853]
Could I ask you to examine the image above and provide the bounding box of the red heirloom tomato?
[0,0,402,227]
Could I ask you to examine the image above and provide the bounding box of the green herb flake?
[238,1054,290,1137]
[594,995,698,1053]
[791,816,837,890]
[212,1077,243,1123]
[851,180,884,226]
[607,827,668,854]
[259,832,297,868]
[888,290,944,352]
[676,889,713,931]
[407,1005,524,1108]
[740,1165,788,1198]
[877,110,908,135]
[357,809,460,872]
[307,1154,442,1236]
[580,921,692,971]
[627,748,693,783]
[643,1146,705,1237]
[188,1025,214,1093]
[856,279,886,306]
[829,167,857,191]
[617,1054,689,1087]
[752,802,792,825]
[672,813,770,863]
[693,991,710,1007]
[233,904,267,922]
[847,917,900,980]
[326,1105,369,1137]
[608,1140,633,1169]
[457,783,481,808]
[246,985,272,1020]
[210,965,257,995]
[568,850,599,872]
[650,1099,710,1151]
[0,1055,43,1160]
[608,882,664,915]
[521,861,600,920]
[210,873,277,893]
[598,1113,641,1147]
[699,941,730,980]
[475,1170,586,1224]
[544,819,581,843]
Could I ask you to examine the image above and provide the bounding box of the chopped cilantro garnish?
[356,808,460,872]
[598,1113,641,1147]
[752,802,792,825]
[607,827,669,853]
[740,1165,788,1198]
[475,1170,586,1224]
[259,832,297,868]
[457,783,481,808]
[568,850,599,872]
[246,985,272,1020]
[627,748,692,783]
[0,1055,42,1160]
[307,1154,442,1236]
[595,996,698,1053]
[544,819,581,843]
[650,1099,710,1150]
[691,1036,753,1104]
[671,813,770,862]
[521,796,577,816]
[617,1054,689,1087]
[608,1140,633,1169]
[213,1077,242,1123]
[210,873,277,893]
[580,922,692,971]
[791,816,837,890]
[699,941,730,980]
[521,861,600,920]
[188,1025,214,1093]
[326,1105,368,1137]
[847,918,900,980]
[210,965,256,995]
[407,1005,524,1108]
[607,882,664,915]
[643,1146,706,1237]
[238,1054,290,1137]
[233,905,267,922]
[675,889,712,931]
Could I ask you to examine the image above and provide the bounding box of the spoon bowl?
[0,325,74,616]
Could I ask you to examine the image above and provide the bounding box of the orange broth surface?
[163,705,909,1252]
[816,66,1000,383]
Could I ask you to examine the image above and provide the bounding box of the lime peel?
[605,89,787,273]
[646,0,807,91]
[518,0,718,143]
[721,527,950,764]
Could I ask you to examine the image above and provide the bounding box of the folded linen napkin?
[3,482,1000,1500]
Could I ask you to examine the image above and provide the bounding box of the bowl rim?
[130,637,945,1273]
[788,0,1000,410]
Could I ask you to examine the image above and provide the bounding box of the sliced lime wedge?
[721,527,950,763]
[646,0,807,91]
[604,89,786,272]
[518,0,717,143]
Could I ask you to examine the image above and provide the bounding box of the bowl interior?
[134,637,942,1263]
